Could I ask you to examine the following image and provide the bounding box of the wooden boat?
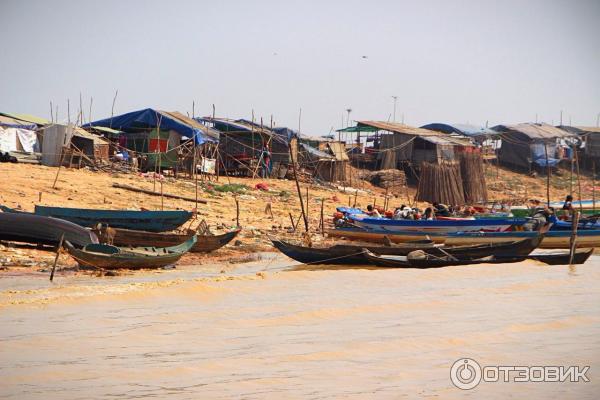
[271,236,542,265]
[527,249,594,265]
[0,212,98,248]
[270,238,439,265]
[64,236,197,269]
[1,205,193,232]
[94,226,241,253]
[349,214,527,233]
[362,249,504,269]
[328,227,600,249]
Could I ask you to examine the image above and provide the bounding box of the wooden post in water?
[569,210,580,265]
[50,233,65,282]
[353,190,358,208]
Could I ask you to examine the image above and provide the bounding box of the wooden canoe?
[94,226,241,253]
[0,212,98,248]
[271,236,542,265]
[362,249,503,269]
[32,205,193,232]
[327,227,599,249]
[64,236,197,270]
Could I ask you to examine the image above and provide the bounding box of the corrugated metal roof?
[491,123,574,140]
[0,115,37,130]
[576,126,600,133]
[10,113,50,126]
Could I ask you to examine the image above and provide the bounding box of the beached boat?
[349,214,527,233]
[1,205,193,232]
[94,226,241,253]
[271,236,542,265]
[0,212,98,248]
[64,236,197,269]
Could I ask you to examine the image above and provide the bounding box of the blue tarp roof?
[420,123,496,138]
[86,108,217,145]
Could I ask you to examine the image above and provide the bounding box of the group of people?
[364,201,461,221]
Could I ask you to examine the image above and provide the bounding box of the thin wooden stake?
[50,233,65,282]
[235,196,240,227]
[289,212,296,232]
[593,160,596,214]
[320,198,325,236]
[288,141,308,232]
[569,211,580,265]
[574,145,583,214]
[544,143,550,207]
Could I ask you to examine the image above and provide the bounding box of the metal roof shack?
[558,125,600,159]
[491,123,576,171]
[349,120,474,168]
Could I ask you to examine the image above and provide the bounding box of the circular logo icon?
[450,358,482,390]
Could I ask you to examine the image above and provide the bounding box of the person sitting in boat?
[562,195,574,219]
[432,202,450,217]
[423,207,435,220]
[366,204,382,218]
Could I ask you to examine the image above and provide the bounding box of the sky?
[1,0,599,136]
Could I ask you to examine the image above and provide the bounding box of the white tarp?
[15,129,39,152]
[0,127,17,152]
[198,157,216,174]
[0,127,38,153]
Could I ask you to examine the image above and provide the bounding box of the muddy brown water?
[1,254,599,399]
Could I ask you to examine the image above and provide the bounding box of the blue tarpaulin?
[86,109,217,145]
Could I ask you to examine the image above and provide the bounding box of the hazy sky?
[1,0,599,135]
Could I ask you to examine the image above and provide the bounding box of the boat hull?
[34,205,192,232]
[350,216,526,233]
[64,236,197,269]
[0,212,98,248]
[99,227,241,253]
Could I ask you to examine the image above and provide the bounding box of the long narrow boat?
[348,214,527,234]
[271,235,542,265]
[362,249,503,269]
[527,249,594,265]
[94,226,241,253]
[1,205,193,232]
[64,236,197,269]
[0,212,98,248]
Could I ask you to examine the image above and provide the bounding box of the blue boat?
[549,219,600,231]
[3,205,193,232]
[349,214,527,234]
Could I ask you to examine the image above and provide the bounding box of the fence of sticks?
[416,153,487,205]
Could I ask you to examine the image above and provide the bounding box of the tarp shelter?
[87,108,219,146]
[348,121,474,168]
[420,123,496,140]
[491,123,575,170]
[0,115,40,153]
[199,117,298,176]
[298,142,348,182]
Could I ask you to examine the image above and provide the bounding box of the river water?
[1,254,599,399]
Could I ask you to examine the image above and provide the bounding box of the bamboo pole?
[305,186,310,230]
[544,143,550,207]
[235,196,240,227]
[593,160,596,214]
[49,233,65,282]
[574,145,583,214]
[569,210,580,264]
[320,198,325,236]
[289,212,296,232]
[288,142,308,232]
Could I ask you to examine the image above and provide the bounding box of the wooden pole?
[353,190,358,208]
[544,142,550,207]
[288,142,308,232]
[289,212,296,232]
[574,145,583,214]
[110,90,118,128]
[320,198,325,236]
[235,196,240,227]
[305,186,310,231]
[593,160,596,214]
[569,210,580,264]
[49,233,65,282]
